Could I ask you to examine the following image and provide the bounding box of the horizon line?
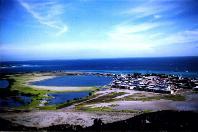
[1,56,198,62]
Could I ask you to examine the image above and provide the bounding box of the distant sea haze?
[1,57,198,78]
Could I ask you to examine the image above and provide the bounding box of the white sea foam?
[0,64,40,69]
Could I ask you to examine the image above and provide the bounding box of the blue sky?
[0,0,198,61]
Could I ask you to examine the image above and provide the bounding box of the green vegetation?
[8,75,50,95]
[38,105,57,110]
[162,94,185,101]
[142,110,153,113]
[109,104,119,107]
[192,91,198,94]
[76,106,113,112]
[82,92,126,104]
[75,92,126,112]
[115,109,140,113]
[120,95,160,101]
[120,94,185,101]
[118,109,152,113]
[75,105,150,113]
[0,75,49,110]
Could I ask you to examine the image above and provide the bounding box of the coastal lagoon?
[30,75,112,105]
[48,92,89,105]
[31,75,112,87]
[0,75,113,107]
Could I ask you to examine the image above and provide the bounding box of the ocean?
[1,57,198,78]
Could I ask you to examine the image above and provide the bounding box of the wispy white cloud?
[18,0,68,36]
[153,15,161,19]
[108,0,196,54]
[106,21,171,51]
[109,22,161,35]
[163,29,198,44]
[122,0,183,19]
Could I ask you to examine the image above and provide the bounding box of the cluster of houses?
[109,73,198,94]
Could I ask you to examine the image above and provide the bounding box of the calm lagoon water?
[48,91,89,105]
[32,75,113,87]
[0,79,32,107]
[0,80,9,88]
[0,95,31,107]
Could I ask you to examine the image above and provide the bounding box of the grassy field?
[119,93,185,101]
[74,90,186,112]
[75,104,153,113]
[82,92,126,104]
[75,92,126,111]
